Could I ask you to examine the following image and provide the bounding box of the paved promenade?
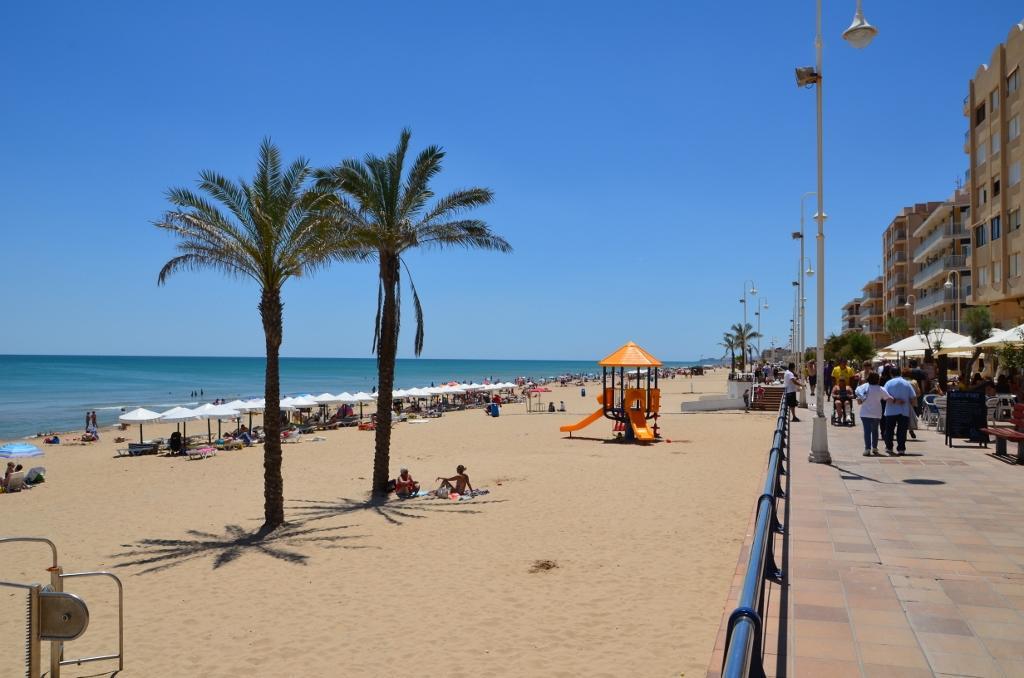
[709,411,1024,677]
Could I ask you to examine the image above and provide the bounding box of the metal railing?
[721,400,789,678]
[913,222,966,261]
[913,254,967,288]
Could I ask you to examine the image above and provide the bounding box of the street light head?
[842,1,878,49]
[795,66,819,88]
[944,279,954,289]
[763,303,769,310]
[805,265,815,277]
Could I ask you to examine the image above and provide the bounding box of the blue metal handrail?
[721,400,789,678]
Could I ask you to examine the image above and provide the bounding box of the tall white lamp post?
[755,298,769,357]
[740,280,758,371]
[796,0,878,464]
[905,294,917,333]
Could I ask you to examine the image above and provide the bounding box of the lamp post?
[740,280,758,371]
[754,297,769,356]
[944,272,961,333]
[793,191,816,393]
[904,294,916,332]
[796,0,878,464]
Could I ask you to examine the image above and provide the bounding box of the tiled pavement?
[708,412,1024,677]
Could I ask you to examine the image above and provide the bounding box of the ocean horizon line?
[0,352,710,363]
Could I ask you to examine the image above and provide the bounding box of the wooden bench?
[979,427,1024,464]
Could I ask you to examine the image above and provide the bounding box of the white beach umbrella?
[223,399,249,411]
[160,406,200,441]
[279,397,297,411]
[290,396,318,409]
[160,406,199,422]
[336,392,357,403]
[119,407,162,444]
[392,389,408,399]
[313,393,341,404]
[196,403,239,440]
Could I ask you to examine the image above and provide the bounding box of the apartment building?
[883,203,943,331]
[965,22,1024,328]
[841,297,861,334]
[910,190,972,331]
[859,276,885,347]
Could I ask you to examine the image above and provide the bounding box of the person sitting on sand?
[44,435,60,444]
[437,465,473,496]
[394,468,420,498]
[2,462,15,489]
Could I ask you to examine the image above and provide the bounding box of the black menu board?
[945,390,988,446]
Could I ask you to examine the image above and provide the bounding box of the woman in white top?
[854,371,894,456]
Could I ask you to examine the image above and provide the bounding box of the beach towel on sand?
[423,488,490,501]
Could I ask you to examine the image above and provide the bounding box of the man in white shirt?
[784,362,803,422]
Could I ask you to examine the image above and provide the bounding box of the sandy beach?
[0,370,772,677]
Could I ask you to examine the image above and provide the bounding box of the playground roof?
[598,341,663,367]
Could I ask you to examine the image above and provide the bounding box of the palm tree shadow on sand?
[112,523,371,575]
[287,495,507,527]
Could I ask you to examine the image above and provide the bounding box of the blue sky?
[1,1,1021,361]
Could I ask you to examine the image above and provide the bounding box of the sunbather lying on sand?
[436,465,473,496]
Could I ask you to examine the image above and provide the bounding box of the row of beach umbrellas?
[116,382,520,443]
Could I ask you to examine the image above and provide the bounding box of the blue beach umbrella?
[0,443,43,459]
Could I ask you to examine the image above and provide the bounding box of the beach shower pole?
[798,0,877,464]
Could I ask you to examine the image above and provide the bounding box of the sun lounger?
[188,446,217,460]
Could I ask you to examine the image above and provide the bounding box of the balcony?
[886,273,907,291]
[914,288,958,314]
[885,296,908,312]
[912,222,967,262]
[886,250,908,267]
[913,254,968,288]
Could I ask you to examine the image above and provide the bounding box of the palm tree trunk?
[259,287,285,531]
[372,254,400,498]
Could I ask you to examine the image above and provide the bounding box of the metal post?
[799,191,814,408]
[809,0,832,463]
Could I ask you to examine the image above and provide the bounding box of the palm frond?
[416,219,512,253]
[421,188,494,223]
[402,258,425,356]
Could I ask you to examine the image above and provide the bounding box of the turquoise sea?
[0,355,694,439]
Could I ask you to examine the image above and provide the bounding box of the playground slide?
[626,409,655,441]
[560,390,612,433]
[559,408,604,433]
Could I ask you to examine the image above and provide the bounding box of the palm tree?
[317,129,512,497]
[154,139,342,532]
[720,332,738,375]
[729,322,761,372]
[885,315,910,342]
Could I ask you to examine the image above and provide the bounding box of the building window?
[1010,69,1020,94]
[979,266,989,286]
[975,224,987,246]
[992,133,1001,155]
[1011,209,1022,231]
[1011,254,1021,278]
[1011,115,1021,140]
[1011,162,1021,185]
[991,88,1000,111]
[994,178,1001,197]
[976,103,987,125]
[992,216,1001,240]
[994,261,1002,284]
[977,139,987,165]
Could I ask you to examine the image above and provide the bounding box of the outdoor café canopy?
[598,341,663,368]
[883,330,970,355]
[977,323,1024,348]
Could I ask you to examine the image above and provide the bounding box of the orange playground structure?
[560,341,662,443]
